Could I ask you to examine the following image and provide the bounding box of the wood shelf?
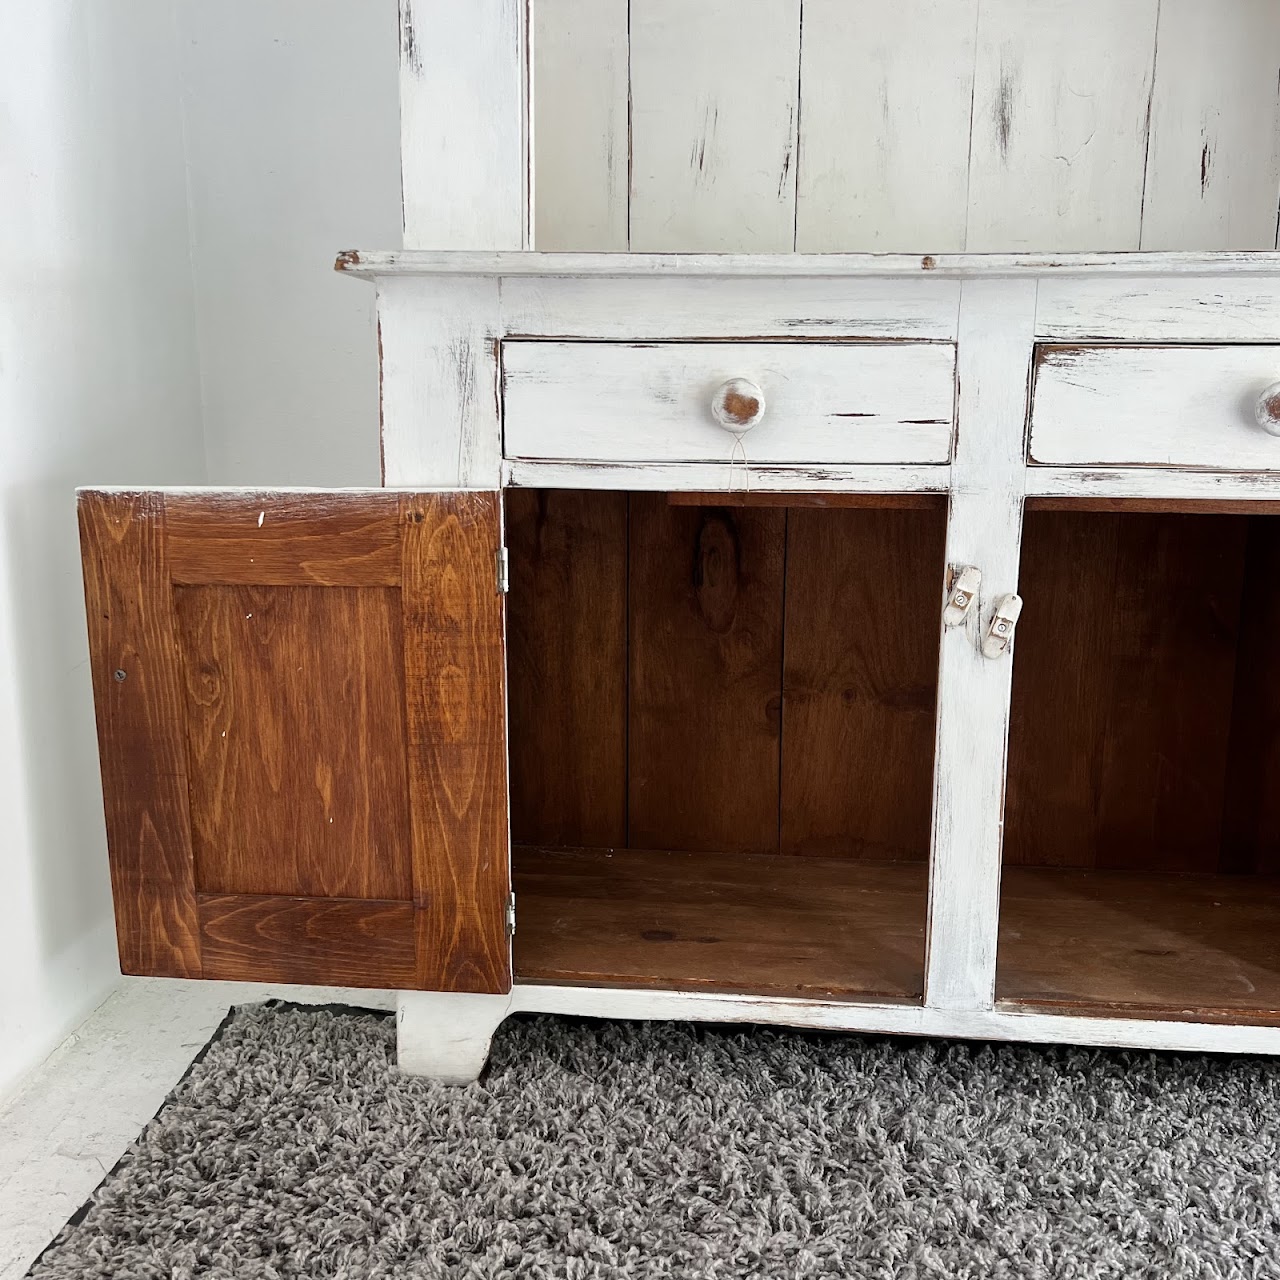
[512,846,926,1001]
[998,867,1280,1024]
[514,849,1280,1024]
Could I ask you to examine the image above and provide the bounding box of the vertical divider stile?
[924,278,1036,1011]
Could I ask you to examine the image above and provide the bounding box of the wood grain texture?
[512,845,926,1001]
[781,507,946,859]
[628,0,801,251]
[82,487,510,994]
[1140,0,1280,251]
[402,492,511,992]
[165,492,402,586]
[1221,518,1280,874]
[1006,511,1247,873]
[627,496,785,854]
[531,0,628,251]
[198,893,417,988]
[501,340,957,466]
[998,866,1280,1021]
[965,0,1159,252]
[668,492,947,510]
[174,584,413,900]
[79,491,201,978]
[795,0,977,252]
[506,489,628,847]
[1029,344,1280,471]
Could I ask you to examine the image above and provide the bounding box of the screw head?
[953,592,968,606]
[113,669,127,682]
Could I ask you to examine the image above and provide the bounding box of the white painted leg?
[396,990,513,1084]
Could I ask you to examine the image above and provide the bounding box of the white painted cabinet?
[336,249,1280,1079]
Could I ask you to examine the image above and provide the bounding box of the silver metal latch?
[496,546,510,594]
[943,565,981,627]
[981,593,1023,659]
[506,892,516,936]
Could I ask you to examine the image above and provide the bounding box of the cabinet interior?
[507,491,1280,1020]
[504,489,945,1002]
[999,502,1280,1024]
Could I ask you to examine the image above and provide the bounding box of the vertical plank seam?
[960,0,984,253]
[1136,0,1164,251]
[625,0,633,252]
[624,491,633,846]
[776,508,791,852]
[791,0,806,254]
[522,0,533,249]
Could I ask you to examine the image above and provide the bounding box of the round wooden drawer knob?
[711,378,766,433]
[1256,382,1280,436]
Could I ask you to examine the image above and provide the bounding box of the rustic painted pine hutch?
[78,3,1280,1081]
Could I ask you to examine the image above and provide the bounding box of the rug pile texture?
[28,1001,1280,1278]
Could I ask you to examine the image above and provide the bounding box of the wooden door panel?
[79,488,510,993]
[174,583,413,901]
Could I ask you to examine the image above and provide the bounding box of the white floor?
[0,977,396,1280]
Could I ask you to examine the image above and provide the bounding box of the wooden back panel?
[79,489,510,993]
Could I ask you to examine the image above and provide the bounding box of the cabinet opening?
[504,489,947,1002]
[999,505,1280,1024]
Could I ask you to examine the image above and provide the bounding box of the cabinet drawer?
[1029,345,1280,470]
[501,340,956,466]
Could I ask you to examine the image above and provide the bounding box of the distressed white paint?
[342,249,1280,279]
[504,459,951,494]
[398,0,527,249]
[925,279,1036,1011]
[377,276,503,487]
[501,340,956,465]
[796,0,977,252]
[396,980,1280,1083]
[628,0,801,251]
[1030,344,1280,470]
[965,0,1159,252]
[396,991,513,1084]
[1036,277,1280,342]
[1140,0,1280,251]
[532,0,628,251]
[1026,467,1280,503]
[500,274,962,341]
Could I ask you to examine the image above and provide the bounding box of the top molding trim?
[336,249,1280,280]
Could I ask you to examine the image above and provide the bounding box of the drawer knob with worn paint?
[1254,381,1280,436]
[710,378,766,432]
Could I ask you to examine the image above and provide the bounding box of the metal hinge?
[496,546,510,594]
[506,892,516,936]
[943,565,981,627]
[981,593,1023,660]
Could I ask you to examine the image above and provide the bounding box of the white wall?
[176,0,402,486]
[0,2,207,1097]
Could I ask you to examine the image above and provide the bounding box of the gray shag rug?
[27,1002,1280,1279]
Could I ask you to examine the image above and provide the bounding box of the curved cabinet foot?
[396,990,513,1083]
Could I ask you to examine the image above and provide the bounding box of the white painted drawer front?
[1030,345,1280,470]
[501,341,956,465]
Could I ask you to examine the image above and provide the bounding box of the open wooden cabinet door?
[77,489,510,993]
